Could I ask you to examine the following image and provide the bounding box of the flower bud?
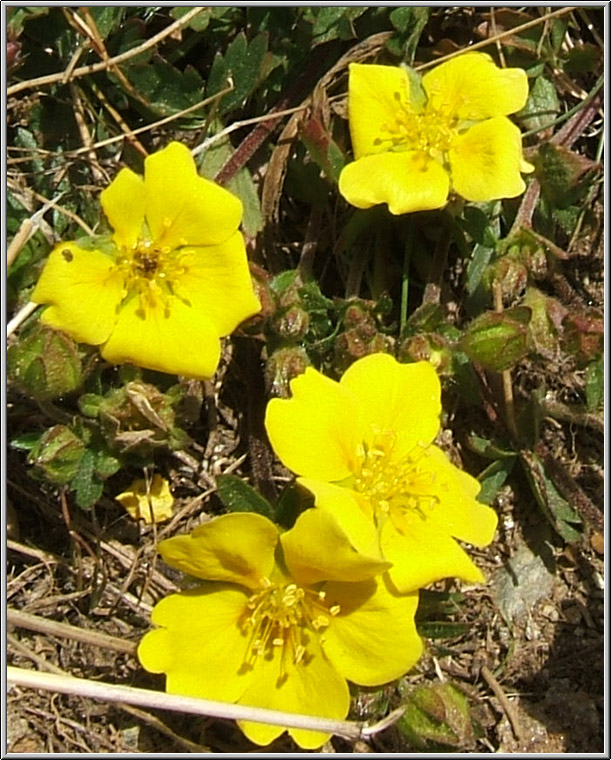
[8,325,84,400]
[459,307,532,371]
[265,346,310,398]
[272,306,310,341]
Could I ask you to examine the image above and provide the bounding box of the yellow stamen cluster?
[354,431,439,522]
[375,91,456,164]
[241,580,340,683]
[115,237,190,316]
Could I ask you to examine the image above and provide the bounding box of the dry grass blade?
[7,666,365,740]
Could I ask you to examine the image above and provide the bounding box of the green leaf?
[72,449,104,509]
[206,32,269,114]
[467,434,516,460]
[126,58,205,116]
[198,127,263,236]
[459,206,499,248]
[88,7,125,40]
[275,482,313,529]
[477,457,517,505]
[465,243,494,298]
[387,7,430,62]
[170,7,212,32]
[11,432,44,452]
[216,474,275,520]
[585,356,604,411]
[417,621,471,639]
[520,451,583,542]
[311,7,366,43]
[518,75,560,132]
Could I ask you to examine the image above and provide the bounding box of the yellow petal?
[280,508,389,586]
[138,585,250,703]
[347,62,411,158]
[323,576,422,686]
[144,142,242,249]
[381,516,485,593]
[422,52,529,121]
[449,117,528,201]
[338,151,450,215]
[265,368,362,481]
[423,446,498,546]
[173,233,261,336]
[340,354,441,454]
[115,474,173,524]
[31,242,123,345]
[158,513,278,589]
[238,633,349,749]
[101,292,221,379]
[297,479,380,559]
[100,167,145,249]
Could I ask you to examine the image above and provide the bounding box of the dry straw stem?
[7,7,207,97]
[7,666,376,741]
[7,608,137,656]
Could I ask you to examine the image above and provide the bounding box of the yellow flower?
[265,353,498,594]
[31,142,261,379]
[138,509,422,749]
[116,474,174,524]
[338,53,534,215]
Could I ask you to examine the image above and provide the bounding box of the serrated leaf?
[127,58,205,116]
[311,7,366,43]
[206,32,268,114]
[216,474,274,520]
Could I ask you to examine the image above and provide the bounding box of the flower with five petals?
[338,53,534,215]
[138,509,422,749]
[265,353,498,594]
[32,142,260,379]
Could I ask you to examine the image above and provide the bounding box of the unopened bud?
[459,307,531,371]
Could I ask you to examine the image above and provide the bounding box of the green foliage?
[216,474,275,520]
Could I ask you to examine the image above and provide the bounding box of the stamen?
[354,433,440,523]
[240,581,341,679]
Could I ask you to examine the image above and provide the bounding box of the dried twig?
[480,664,525,743]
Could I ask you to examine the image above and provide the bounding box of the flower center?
[353,431,439,522]
[376,91,457,163]
[241,581,340,684]
[115,238,190,316]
